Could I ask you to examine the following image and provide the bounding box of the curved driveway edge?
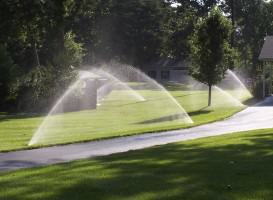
[1,96,273,172]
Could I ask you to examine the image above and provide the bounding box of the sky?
[171,2,181,8]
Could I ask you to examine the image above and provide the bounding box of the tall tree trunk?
[208,84,212,106]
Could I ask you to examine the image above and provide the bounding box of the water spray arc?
[29,65,193,146]
[114,65,193,124]
[226,69,253,101]
[29,79,82,146]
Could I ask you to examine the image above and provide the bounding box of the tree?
[162,3,197,60]
[176,0,220,16]
[101,0,167,65]
[219,0,273,76]
[0,44,19,105]
[190,7,233,106]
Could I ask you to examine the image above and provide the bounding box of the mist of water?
[105,64,193,124]
[96,69,145,102]
[29,64,193,146]
[213,86,244,107]
[97,82,113,102]
[225,69,253,101]
[187,76,246,107]
[29,79,82,146]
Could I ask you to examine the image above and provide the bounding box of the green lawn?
[1,128,272,200]
[0,85,250,152]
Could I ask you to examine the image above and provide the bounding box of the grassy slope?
[0,88,247,152]
[1,128,273,200]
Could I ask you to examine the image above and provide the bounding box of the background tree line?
[0,0,273,112]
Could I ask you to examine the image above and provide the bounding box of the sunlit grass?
[0,85,251,152]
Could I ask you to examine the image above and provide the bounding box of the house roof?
[259,36,273,61]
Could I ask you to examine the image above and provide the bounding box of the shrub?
[11,65,77,112]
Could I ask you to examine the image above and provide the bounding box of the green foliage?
[190,7,233,106]
[0,45,15,85]
[93,0,168,65]
[1,0,273,111]
[190,7,233,86]
[11,65,76,111]
[177,0,220,15]
[64,32,85,67]
[162,5,197,59]
[11,66,53,111]
[221,0,273,76]
[0,44,19,104]
[52,31,85,68]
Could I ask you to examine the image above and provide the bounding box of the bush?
[11,65,77,112]
[52,31,85,68]
[64,31,85,67]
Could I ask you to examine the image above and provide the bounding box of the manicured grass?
[0,85,249,152]
[1,128,273,200]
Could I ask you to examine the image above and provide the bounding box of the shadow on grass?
[0,160,48,172]
[128,82,205,92]
[136,107,210,125]
[1,129,273,200]
[0,112,45,122]
[117,92,206,108]
[242,98,259,106]
[127,82,188,91]
[136,113,190,124]
[188,106,210,116]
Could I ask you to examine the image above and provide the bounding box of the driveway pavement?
[1,96,273,172]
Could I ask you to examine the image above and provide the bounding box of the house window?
[148,71,157,79]
[161,71,170,80]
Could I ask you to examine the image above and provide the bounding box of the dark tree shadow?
[136,113,190,124]
[136,107,210,125]
[243,98,259,106]
[0,112,45,122]
[117,93,205,108]
[188,107,210,116]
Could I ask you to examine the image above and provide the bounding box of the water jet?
[29,64,192,146]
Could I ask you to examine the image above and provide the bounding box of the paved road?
[1,96,273,172]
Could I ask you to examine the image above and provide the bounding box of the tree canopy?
[0,0,273,111]
[190,7,233,106]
